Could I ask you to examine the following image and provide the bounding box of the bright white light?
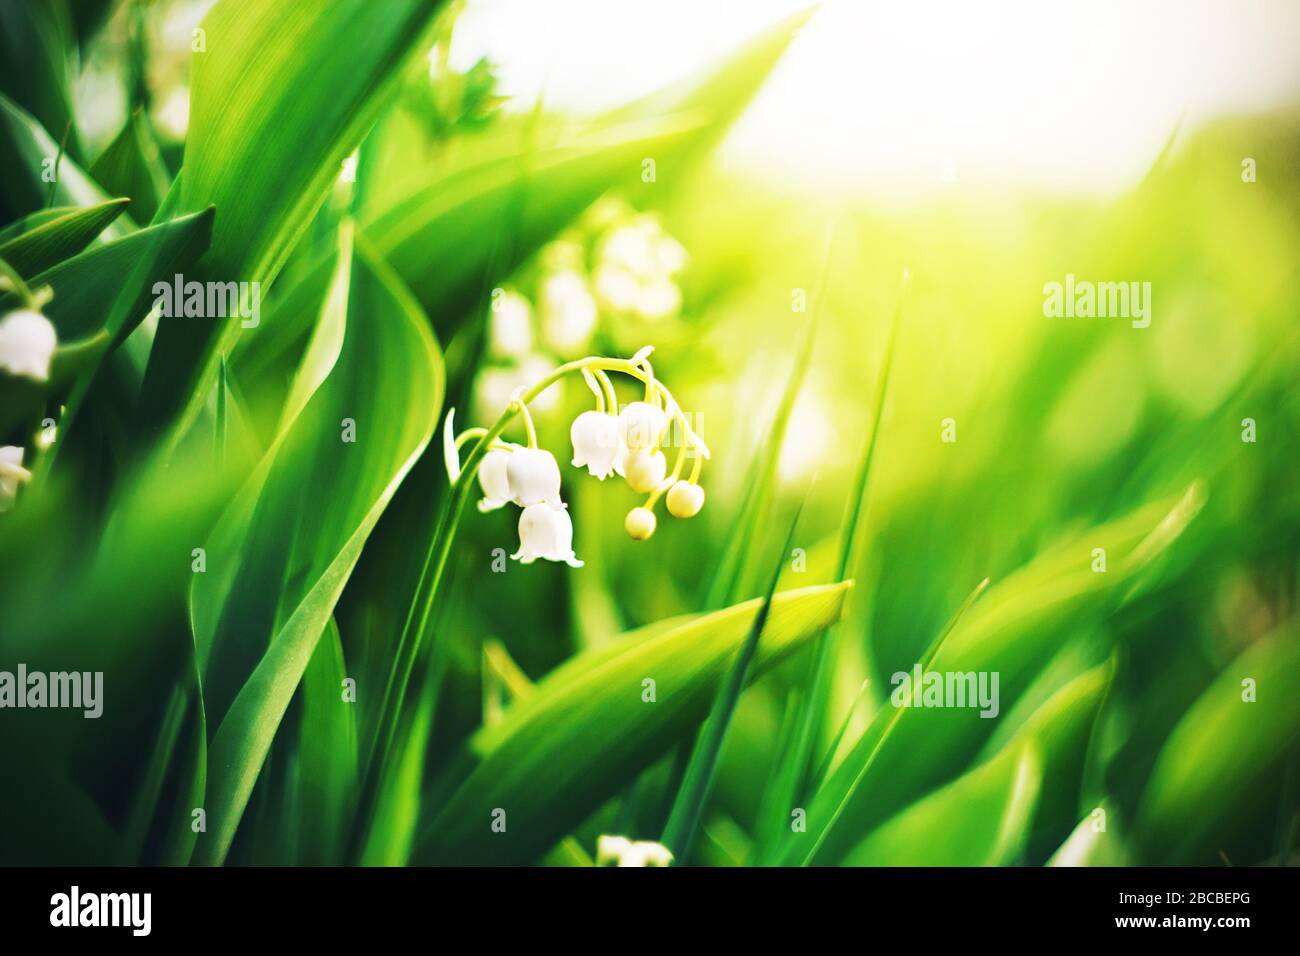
[453,0,1300,197]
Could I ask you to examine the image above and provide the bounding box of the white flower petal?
[0,309,57,383]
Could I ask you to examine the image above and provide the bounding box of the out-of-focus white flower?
[539,270,598,355]
[0,308,57,382]
[570,410,621,479]
[593,216,689,322]
[637,279,682,323]
[623,448,666,495]
[506,447,563,508]
[477,448,513,512]
[512,502,582,567]
[0,446,31,512]
[666,480,705,518]
[488,289,534,359]
[474,355,562,420]
[596,834,673,867]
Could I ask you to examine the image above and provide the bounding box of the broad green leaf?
[140,0,448,437]
[415,581,852,866]
[89,112,169,223]
[842,743,1042,866]
[0,198,128,277]
[296,618,358,865]
[781,485,1204,865]
[841,663,1110,865]
[0,92,118,226]
[0,0,81,165]
[0,207,214,345]
[190,238,443,866]
[1048,802,1130,866]
[1135,625,1300,864]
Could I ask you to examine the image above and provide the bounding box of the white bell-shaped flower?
[623,449,667,494]
[506,447,563,508]
[619,401,666,452]
[0,446,31,512]
[512,502,583,567]
[0,309,57,382]
[570,410,621,479]
[476,449,513,512]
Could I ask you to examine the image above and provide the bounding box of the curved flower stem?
[595,368,619,415]
[513,395,539,448]
[581,368,606,413]
[0,257,39,310]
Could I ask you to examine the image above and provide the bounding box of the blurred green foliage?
[0,0,1295,868]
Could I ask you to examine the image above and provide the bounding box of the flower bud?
[624,507,656,540]
[0,309,57,382]
[570,410,621,479]
[619,401,666,451]
[506,447,563,507]
[666,480,705,518]
[622,449,666,494]
[512,503,583,567]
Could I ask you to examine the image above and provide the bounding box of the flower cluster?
[445,346,708,568]
[595,835,674,867]
[472,199,689,425]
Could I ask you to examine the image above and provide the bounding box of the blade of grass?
[702,222,834,610]
[661,494,810,863]
[754,266,907,862]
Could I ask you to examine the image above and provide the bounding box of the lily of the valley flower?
[619,400,667,451]
[596,835,674,867]
[0,446,32,512]
[506,446,563,508]
[512,502,582,567]
[570,409,621,479]
[477,448,514,512]
[538,269,598,356]
[0,308,57,382]
[446,345,709,566]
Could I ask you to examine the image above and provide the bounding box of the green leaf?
[89,112,169,223]
[414,581,852,866]
[0,0,81,166]
[139,0,448,437]
[661,501,808,862]
[781,485,1204,865]
[0,207,214,345]
[0,92,117,225]
[843,743,1042,866]
[190,234,443,866]
[1135,624,1300,864]
[0,198,128,277]
[296,618,358,865]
